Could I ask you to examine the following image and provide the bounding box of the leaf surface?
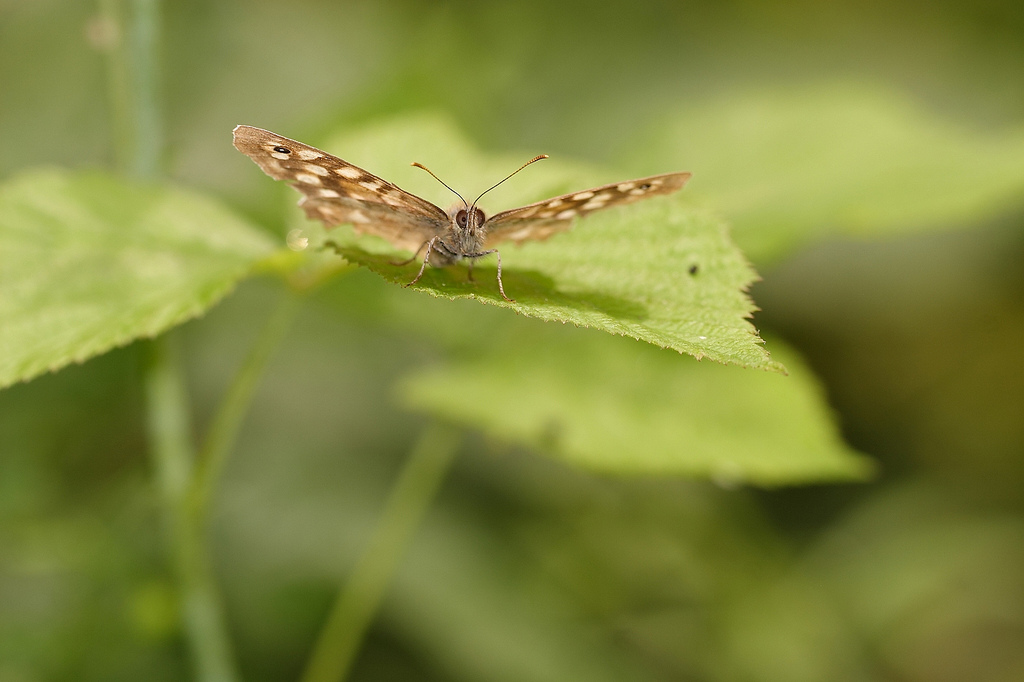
[0,169,276,388]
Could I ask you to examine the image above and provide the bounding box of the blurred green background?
[2,0,1024,681]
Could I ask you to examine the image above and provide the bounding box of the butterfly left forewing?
[233,125,449,252]
[482,171,692,247]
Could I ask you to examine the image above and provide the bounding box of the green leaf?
[301,114,779,371]
[628,83,1024,262]
[0,168,277,389]
[398,322,871,485]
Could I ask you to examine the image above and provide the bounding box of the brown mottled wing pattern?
[482,171,692,247]
[232,125,448,252]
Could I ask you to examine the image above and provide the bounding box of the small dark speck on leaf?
[689,264,699,275]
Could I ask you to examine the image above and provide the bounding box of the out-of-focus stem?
[105,0,241,679]
[301,423,461,682]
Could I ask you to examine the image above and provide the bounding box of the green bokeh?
[2,1,1023,681]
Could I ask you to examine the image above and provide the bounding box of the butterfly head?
[443,205,488,254]
[454,207,487,232]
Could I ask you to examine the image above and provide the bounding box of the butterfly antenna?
[471,155,549,207]
[411,162,468,208]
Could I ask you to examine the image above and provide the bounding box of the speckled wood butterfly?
[233,125,691,301]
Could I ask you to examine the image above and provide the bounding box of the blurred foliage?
[628,84,1024,262]
[2,1,1024,682]
[400,329,869,483]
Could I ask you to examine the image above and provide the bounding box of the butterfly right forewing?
[232,125,449,252]
[482,171,692,247]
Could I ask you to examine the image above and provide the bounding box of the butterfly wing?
[482,171,692,247]
[233,125,449,252]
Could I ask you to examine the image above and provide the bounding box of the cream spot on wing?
[305,163,329,176]
[319,189,340,198]
[336,166,362,179]
[296,149,322,160]
[617,182,635,192]
[537,210,557,218]
[581,192,613,210]
[546,198,564,208]
[556,209,577,220]
[508,227,533,240]
[294,173,322,185]
[360,180,382,192]
[270,151,290,160]
[381,192,403,206]
[348,210,371,223]
[571,191,595,201]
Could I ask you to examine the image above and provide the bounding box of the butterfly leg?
[405,237,438,288]
[390,240,430,267]
[469,249,513,302]
[466,259,476,283]
[494,251,513,303]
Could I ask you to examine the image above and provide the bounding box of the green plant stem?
[144,338,193,518]
[96,0,131,170]
[147,296,298,682]
[144,340,240,682]
[125,0,162,180]
[104,0,242,679]
[189,293,299,520]
[301,423,462,682]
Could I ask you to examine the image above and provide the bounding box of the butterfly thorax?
[431,205,488,264]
